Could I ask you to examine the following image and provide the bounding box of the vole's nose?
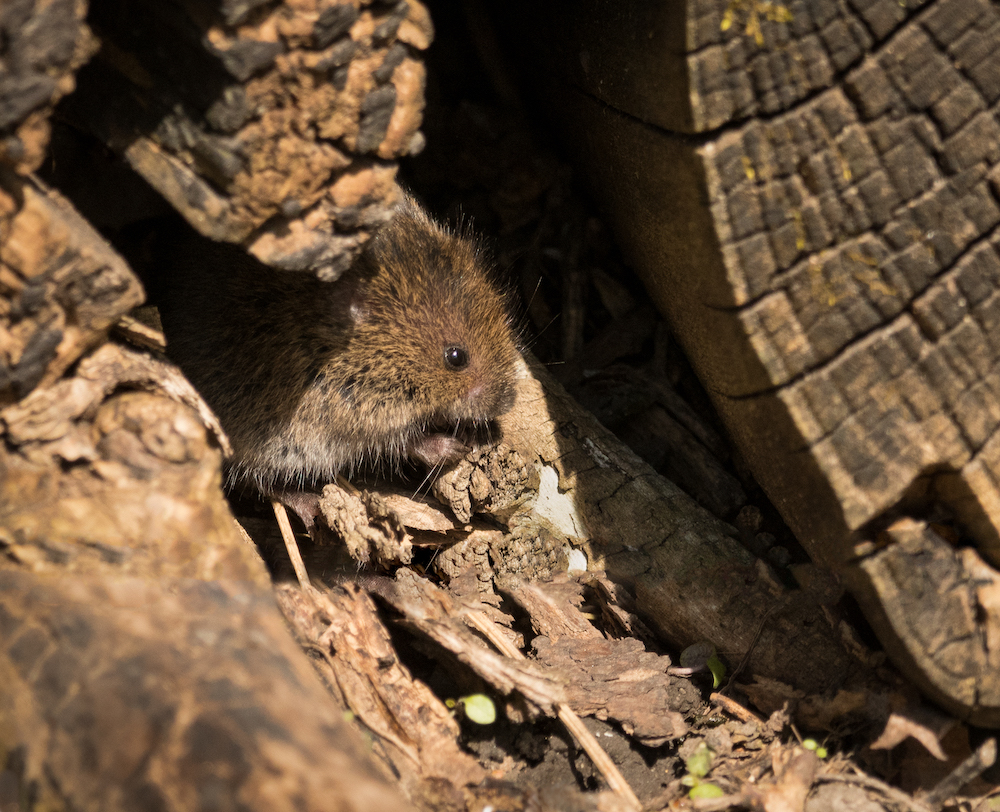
[466,377,515,419]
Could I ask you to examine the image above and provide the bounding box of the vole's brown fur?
[156,196,518,491]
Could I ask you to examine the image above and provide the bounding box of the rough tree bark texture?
[61,0,431,278]
[498,0,1000,723]
[0,1,427,808]
[0,0,96,176]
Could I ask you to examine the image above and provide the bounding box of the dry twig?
[272,500,311,587]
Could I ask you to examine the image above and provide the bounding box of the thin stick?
[720,602,780,693]
[709,692,765,725]
[923,737,996,808]
[272,500,311,587]
[464,609,642,812]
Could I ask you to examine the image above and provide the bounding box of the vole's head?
[332,196,518,466]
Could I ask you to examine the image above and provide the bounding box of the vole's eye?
[443,345,470,371]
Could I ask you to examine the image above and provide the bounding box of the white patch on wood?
[535,464,586,540]
[566,548,589,573]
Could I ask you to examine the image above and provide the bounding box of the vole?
[155,195,518,496]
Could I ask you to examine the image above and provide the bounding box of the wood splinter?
[272,500,311,588]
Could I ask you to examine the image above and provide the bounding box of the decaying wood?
[0,332,422,809]
[0,0,96,174]
[0,570,412,812]
[298,352,881,715]
[61,0,433,278]
[318,479,415,566]
[0,172,143,406]
[496,0,1000,724]
[0,14,427,792]
[4,0,983,807]
[460,604,643,812]
[447,355,876,702]
[498,578,691,747]
[847,518,1000,723]
[276,582,486,810]
[571,364,747,519]
[0,343,253,577]
[275,574,676,811]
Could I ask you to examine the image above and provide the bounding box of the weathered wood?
[0,570,411,812]
[63,0,432,278]
[0,173,143,407]
[0,0,96,174]
[0,338,420,810]
[0,344,254,577]
[846,518,1000,723]
[574,366,747,518]
[494,0,1000,724]
[276,582,486,810]
[433,355,879,701]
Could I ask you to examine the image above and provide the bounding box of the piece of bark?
[63,0,432,278]
[276,582,486,810]
[847,519,1000,724]
[317,480,414,567]
[500,578,694,747]
[339,565,691,774]
[0,0,97,174]
[0,570,411,812]
[370,568,568,715]
[0,344,256,580]
[490,0,1000,725]
[0,172,144,407]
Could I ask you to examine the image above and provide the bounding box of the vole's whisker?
[412,463,438,499]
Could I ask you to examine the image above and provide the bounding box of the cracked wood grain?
[497,0,1000,723]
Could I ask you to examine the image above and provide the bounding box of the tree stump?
[495,0,1000,724]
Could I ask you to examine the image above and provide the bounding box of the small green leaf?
[459,694,496,725]
[689,782,724,799]
[802,738,818,751]
[685,743,714,779]
[706,654,726,689]
[815,747,828,759]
